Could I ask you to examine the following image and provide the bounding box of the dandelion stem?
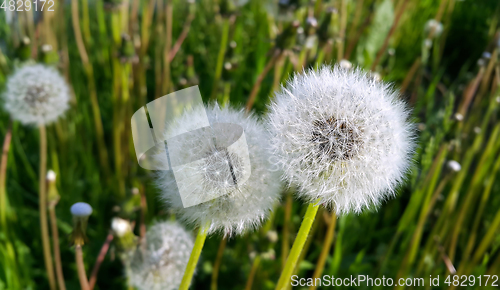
[39,125,56,290]
[179,224,209,290]
[0,121,12,229]
[89,232,114,290]
[210,15,235,101]
[275,201,320,290]
[244,255,261,290]
[48,203,66,290]
[309,211,337,290]
[281,193,292,269]
[245,49,281,112]
[75,245,90,290]
[210,237,227,290]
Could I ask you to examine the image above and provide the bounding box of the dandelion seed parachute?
[127,222,193,290]
[2,64,70,125]
[155,105,282,236]
[267,65,414,215]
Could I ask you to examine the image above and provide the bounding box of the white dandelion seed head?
[127,222,194,290]
[446,160,461,172]
[70,202,93,217]
[3,64,70,126]
[267,65,415,215]
[155,104,282,237]
[425,19,443,37]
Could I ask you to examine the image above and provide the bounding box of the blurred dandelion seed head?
[46,170,56,182]
[3,64,70,126]
[267,65,414,215]
[425,19,443,38]
[127,222,193,290]
[155,105,282,236]
[111,217,132,238]
[447,160,461,172]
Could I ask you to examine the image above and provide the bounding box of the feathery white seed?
[127,222,194,290]
[155,105,282,236]
[3,64,70,125]
[267,65,415,215]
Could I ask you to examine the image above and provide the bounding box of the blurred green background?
[1,0,500,289]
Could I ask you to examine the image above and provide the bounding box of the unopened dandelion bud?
[266,230,278,243]
[46,170,60,207]
[339,59,352,70]
[111,217,137,252]
[446,160,461,172]
[70,202,93,246]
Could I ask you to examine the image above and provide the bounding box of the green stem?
[0,121,12,229]
[210,17,231,101]
[310,211,337,290]
[244,255,261,290]
[39,125,56,290]
[210,237,227,290]
[275,201,320,290]
[179,225,209,290]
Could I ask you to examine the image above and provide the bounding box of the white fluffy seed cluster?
[3,64,70,125]
[127,222,193,290]
[267,65,414,215]
[155,105,282,236]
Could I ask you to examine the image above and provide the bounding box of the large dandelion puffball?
[127,222,193,290]
[3,64,70,125]
[155,105,282,236]
[267,65,414,215]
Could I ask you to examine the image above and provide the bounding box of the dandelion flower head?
[267,65,414,214]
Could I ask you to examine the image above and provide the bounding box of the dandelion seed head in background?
[3,64,70,126]
[267,65,414,215]
[155,105,282,236]
[127,222,193,290]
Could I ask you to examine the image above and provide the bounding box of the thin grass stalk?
[463,147,500,261]
[244,255,261,290]
[309,211,337,290]
[245,49,281,112]
[400,57,421,93]
[370,0,410,70]
[210,16,234,101]
[71,0,110,176]
[336,0,347,60]
[48,202,66,290]
[275,201,320,290]
[89,232,114,290]
[76,245,90,290]
[179,224,210,290]
[0,121,12,228]
[344,10,374,60]
[281,193,292,269]
[38,125,56,290]
[448,124,500,262]
[162,0,173,95]
[210,237,227,290]
[347,0,364,47]
[169,6,196,62]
